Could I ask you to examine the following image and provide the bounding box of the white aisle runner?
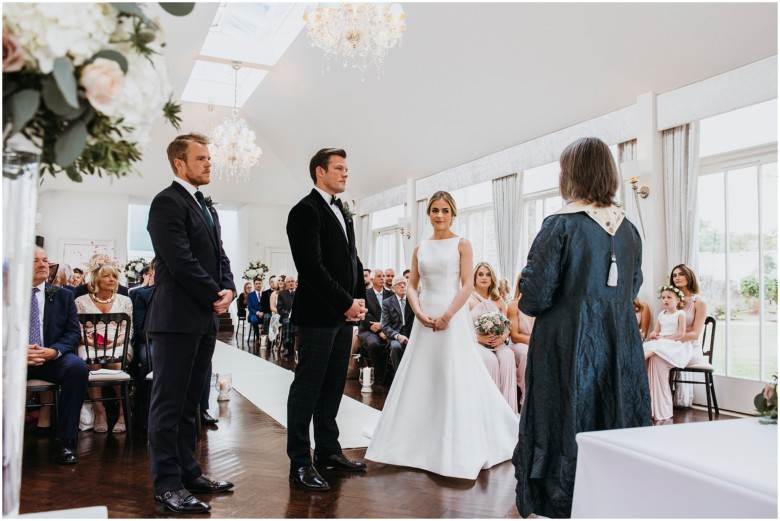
[211,341,380,449]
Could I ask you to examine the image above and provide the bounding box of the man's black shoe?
[154,489,210,514]
[183,475,234,493]
[288,465,330,491]
[200,411,219,426]
[313,452,367,472]
[53,439,78,465]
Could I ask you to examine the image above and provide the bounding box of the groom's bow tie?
[330,195,344,209]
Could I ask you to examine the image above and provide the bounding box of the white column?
[403,178,416,269]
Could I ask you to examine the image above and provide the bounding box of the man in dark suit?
[359,269,388,380]
[381,275,416,372]
[260,275,275,335]
[246,276,264,341]
[286,148,368,492]
[146,133,236,514]
[27,246,88,464]
[383,268,396,297]
[276,275,296,357]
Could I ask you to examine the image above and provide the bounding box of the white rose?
[80,57,125,115]
[135,262,144,272]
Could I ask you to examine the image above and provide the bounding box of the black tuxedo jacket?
[260,288,273,313]
[381,295,415,340]
[359,287,383,333]
[277,289,295,319]
[42,283,81,355]
[146,182,235,334]
[287,189,364,327]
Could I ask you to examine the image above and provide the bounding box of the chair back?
[701,316,716,364]
[78,312,131,369]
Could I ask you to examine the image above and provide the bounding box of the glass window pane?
[700,99,778,157]
[727,166,760,379]
[761,162,778,381]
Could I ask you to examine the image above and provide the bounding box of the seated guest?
[383,268,396,297]
[73,254,129,298]
[260,275,276,335]
[468,261,518,413]
[402,268,410,281]
[360,269,388,381]
[68,267,84,287]
[507,273,535,406]
[27,246,88,464]
[54,264,74,291]
[75,259,133,434]
[247,277,264,342]
[363,268,372,289]
[497,277,511,303]
[277,275,297,357]
[131,259,155,381]
[129,264,153,293]
[381,275,415,372]
[634,297,651,340]
[237,281,252,321]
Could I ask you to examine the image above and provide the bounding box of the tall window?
[371,205,405,271]
[127,204,154,259]
[697,100,778,381]
[450,182,499,273]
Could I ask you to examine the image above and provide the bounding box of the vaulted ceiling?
[39,2,778,210]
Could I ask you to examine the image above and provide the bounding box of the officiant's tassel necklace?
[607,236,618,287]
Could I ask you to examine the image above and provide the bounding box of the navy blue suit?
[130,285,154,378]
[246,290,262,336]
[146,181,236,495]
[27,283,88,440]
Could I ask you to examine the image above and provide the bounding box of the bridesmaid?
[634,297,651,340]
[468,262,518,412]
[507,274,534,407]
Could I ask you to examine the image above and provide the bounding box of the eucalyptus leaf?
[54,120,87,167]
[159,3,195,16]
[3,79,18,97]
[91,50,129,74]
[65,165,83,182]
[41,76,82,118]
[9,89,40,135]
[52,57,79,109]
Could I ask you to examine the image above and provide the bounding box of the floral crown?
[658,285,685,302]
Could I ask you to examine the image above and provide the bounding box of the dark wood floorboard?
[19,331,740,518]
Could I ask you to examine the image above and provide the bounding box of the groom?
[286,148,368,491]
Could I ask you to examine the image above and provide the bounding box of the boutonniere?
[341,201,355,223]
[204,196,217,209]
[45,285,58,302]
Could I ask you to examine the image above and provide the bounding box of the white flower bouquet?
[474,311,510,337]
[124,257,148,283]
[243,260,270,281]
[2,3,193,181]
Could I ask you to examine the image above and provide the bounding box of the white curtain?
[491,174,523,280]
[662,122,701,407]
[359,213,373,268]
[618,140,643,238]
[415,199,430,244]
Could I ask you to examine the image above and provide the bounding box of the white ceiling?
[39,2,778,210]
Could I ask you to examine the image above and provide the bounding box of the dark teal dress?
[513,210,651,518]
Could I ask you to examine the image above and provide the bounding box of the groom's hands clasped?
[344,298,367,322]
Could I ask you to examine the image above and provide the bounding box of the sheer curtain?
[359,213,373,268]
[415,199,430,243]
[491,173,522,280]
[662,122,701,407]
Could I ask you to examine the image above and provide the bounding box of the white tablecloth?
[571,418,777,518]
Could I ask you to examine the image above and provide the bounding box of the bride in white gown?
[365,191,519,480]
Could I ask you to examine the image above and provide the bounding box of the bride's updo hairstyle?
[559,137,619,208]
[426,190,457,217]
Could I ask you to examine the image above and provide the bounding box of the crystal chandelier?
[209,62,262,182]
[303,3,407,80]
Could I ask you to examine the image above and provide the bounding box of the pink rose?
[3,33,25,72]
[763,383,775,402]
[79,58,125,115]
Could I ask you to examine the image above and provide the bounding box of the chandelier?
[209,62,262,182]
[303,3,407,80]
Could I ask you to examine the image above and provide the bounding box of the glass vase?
[2,146,40,516]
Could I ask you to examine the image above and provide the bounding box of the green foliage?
[740,275,760,300]
[766,278,778,303]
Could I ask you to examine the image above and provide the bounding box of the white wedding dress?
[365,237,519,480]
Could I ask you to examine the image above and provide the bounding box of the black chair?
[670,316,719,420]
[77,312,134,440]
[26,379,59,438]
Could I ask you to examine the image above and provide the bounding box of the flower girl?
[643,285,692,368]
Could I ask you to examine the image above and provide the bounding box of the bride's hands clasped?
[416,312,436,329]
[432,316,449,332]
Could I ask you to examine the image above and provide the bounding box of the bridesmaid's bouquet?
[474,311,510,337]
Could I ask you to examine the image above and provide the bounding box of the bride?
[365,191,518,480]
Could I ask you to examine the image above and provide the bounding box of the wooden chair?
[670,316,719,420]
[77,312,134,440]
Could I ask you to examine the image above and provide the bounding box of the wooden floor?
[19,332,739,518]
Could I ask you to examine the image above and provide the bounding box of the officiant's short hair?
[309,148,346,182]
[167,133,210,174]
[559,137,619,208]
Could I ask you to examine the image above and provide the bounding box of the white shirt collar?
[173,176,200,202]
[34,281,46,293]
[313,186,337,205]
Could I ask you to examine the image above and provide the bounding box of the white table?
[571,418,777,518]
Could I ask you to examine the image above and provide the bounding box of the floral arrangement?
[474,311,510,337]
[44,285,58,302]
[124,257,149,283]
[2,3,193,181]
[340,201,355,223]
[243,260,270,281]
[658,285,685,302]
[204,195,216,209]
[754,374,777,422]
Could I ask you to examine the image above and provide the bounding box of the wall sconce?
[624,175,648,239]
[397,218,411,240]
